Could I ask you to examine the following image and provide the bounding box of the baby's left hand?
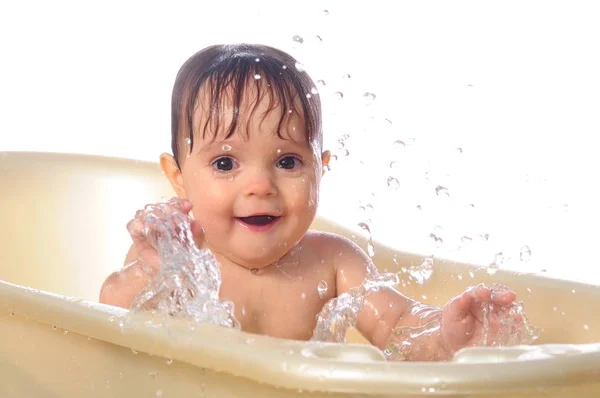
[439,284,518,353]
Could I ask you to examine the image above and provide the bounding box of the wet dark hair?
[171,44,322,167]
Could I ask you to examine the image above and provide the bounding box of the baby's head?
[161,44,330,270]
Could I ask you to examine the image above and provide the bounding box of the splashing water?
[311,271,399,343]
[401,256,434,285]
[127,199,239,329]
[357,221,376,258]
[520,245,532,263]
[312,268,538,361]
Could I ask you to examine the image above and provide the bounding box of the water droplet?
[416,204,422,211]
[584,324,589,330]
[367,241,376,257]
[227,175,234,182]
[254,74,261,80]
[185,138,191,145]
[301,292,307,300]
[363,92,376,103]
[393,140,405,150]
[488,252,504,275]
[306,93,312,98]
[389,161,398,169]
[250,268,259,274]
[429,233,443,246]
[156,390,164,398]
[10,312,14,316]
[456,147,463,154]
[246,338,255,345]
[292,35,304,44]
[166,358,173,365]
[342,73,351,80]
[314,35,323,43]
[310,87,319,95]
[387,176,400,190]
[222,144,232,151]
[358,222,371,234]
[520,245,532,262]
[149,371,158,378]
[317,281,328,298]
[461,236,473,243]
[487,263,499,275]
[63,329,69,335]
[295,62,305,72]
[317,79,326,86]
[480,233,490,241]
[131,348,138,355]
[282,65,287,70]
[435,186,449,197]
[323,9,329,16]
[255,57,260,62]
[334,91,344,100]
[494,252,505,266]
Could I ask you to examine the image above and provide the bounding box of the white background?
[1,1,599,283]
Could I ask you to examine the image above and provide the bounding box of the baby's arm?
[99,244,158,308]
[334,236,519,361]
[333,236,446,359]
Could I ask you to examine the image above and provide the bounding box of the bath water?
[127,198,239,329]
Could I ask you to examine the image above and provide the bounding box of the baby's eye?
[212,156,236,172]
[276,155,303,170]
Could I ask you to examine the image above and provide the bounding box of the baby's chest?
[239,277,334,340]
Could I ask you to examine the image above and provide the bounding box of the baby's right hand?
[126,197,203,272]
[100,197,203,308]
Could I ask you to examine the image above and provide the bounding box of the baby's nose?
[243,169,278,197]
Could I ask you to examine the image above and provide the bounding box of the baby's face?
[178,91,325,269]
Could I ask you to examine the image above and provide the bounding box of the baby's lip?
[236,215,280,227]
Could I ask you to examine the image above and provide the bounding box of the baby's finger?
[445,291,474,322]
[491,290,516,306]
[470,284,492,303]
[190,219,205,241]
[166,197,193,213]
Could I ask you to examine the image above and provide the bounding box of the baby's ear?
[160,153,187,198]
[321,150,331,175]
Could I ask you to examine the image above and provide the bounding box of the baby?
[100,44,520,361]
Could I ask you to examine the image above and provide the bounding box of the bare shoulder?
[302,230,371,272]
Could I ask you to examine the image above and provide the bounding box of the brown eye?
[212,157,235,171]
[276,156,302,170]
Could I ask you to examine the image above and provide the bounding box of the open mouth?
[236,215,280,227]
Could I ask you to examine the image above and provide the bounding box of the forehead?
[191,79,308,144]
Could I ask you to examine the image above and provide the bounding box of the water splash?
[358,221,376,258]
[127,198,239,329]
[311,271,398,343]
[402,256,434,284]
[292,35,304,44]
[487,252,504,275]
[387,176,400,190]
[312,271,538,361]
[520,245,532,263]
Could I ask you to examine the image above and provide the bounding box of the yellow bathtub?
[1,151,599,397]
